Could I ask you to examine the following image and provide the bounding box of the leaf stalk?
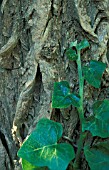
[73,50,86,169]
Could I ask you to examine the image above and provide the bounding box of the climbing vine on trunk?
[18,40,109,170]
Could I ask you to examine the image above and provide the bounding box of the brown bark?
[0,0,109,169]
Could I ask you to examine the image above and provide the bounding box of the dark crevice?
[58,40,64,58]
[36,64,42,81]
[20,123,26,140]
[0,0,3,5]
[33,64,42,104]
[42,16,52,36]
[51,108,61,122]
[20,64,42,140]
[33,63,42,103]
[28,9,35,20]
[51,0,54,16]
[94,10,105,22]
[0,131,14,168]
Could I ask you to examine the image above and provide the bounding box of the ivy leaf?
[82,100,109,138]
[69,40,77,48]
[22,159,46,170]
[84,141,109,170]
[18,118,75,170]
[52,81,80,108]
[35,118,63,143]
[66,48,78,61]
[83,60,106,88]
[76,39,89,50]
[67,93,80,107]
[66,39,89,61]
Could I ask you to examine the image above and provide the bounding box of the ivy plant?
[18,118,75,170]
[18,39,109,170]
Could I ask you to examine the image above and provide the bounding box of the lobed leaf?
[82,100,109,138]
[66,39,89,61]
[52,81,80,108]
[69,40,77,48]
[84,141,109,170]
[67,93,80,107]
[66,48,78,61]
[76,39,90,51]
[35,118,63,143]
[83,60,106,88]
[18,118,75,170]
[22,159,46,170]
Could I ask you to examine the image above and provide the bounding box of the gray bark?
[0,0,109,169]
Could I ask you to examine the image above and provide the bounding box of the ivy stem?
[73,50,86,169]
[77,50,84,121]
[73,132,87,170]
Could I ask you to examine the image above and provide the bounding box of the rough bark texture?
[0,0,109,169]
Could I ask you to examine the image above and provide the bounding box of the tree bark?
[0,0,109,169]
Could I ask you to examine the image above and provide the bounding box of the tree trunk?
[0,0,109,169]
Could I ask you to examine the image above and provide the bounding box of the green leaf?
[84,141,109,170]
[93,100,109,121]
[83,60,106,88]
[68,93,80,107]
[18,118,75,170]
[66,48,78,61]
[69,40,77,48]
[35,118,63,143]
[66,39,89,61]
[76,39,90,50]
[22,159,46,170]
[52,81,80,108]
[82,100,109,138]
